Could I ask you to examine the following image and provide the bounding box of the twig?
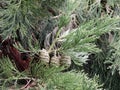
[20,80,31,90]
[50,13,63,19]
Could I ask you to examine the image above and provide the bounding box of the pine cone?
[60,55,71,69]
[50,55,60,67]
[39,49,50,64]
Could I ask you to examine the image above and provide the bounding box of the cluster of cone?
[38,49,71,69]
[0,37,71,72]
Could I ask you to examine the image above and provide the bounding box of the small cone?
[51,55,60,67]
[39,49,50,64]
[50,50,60,67]
[60,55,71,69]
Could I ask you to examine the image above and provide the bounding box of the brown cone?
[39,49,50,64]
[60,55,71,69]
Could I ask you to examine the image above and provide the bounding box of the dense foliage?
[0,0,120,90]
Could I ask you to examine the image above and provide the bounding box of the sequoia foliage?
[0,0,120,90]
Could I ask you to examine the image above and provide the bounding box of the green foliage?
[102,31,120,75]
[47,71,101,90]
[0,57,27,90]
[0,0,65,40]
[0,0,120,90]
[108,0,120,6]
[14,36,41,53]
[88,25,120,90]
[90,38,120,90]
[30,61,63,81]
[60,17,119,66]
[0,57,101,90]
[61,0,80,15]
[0,0,34,39]
[58,15,70,28]
[0,57,18,77]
